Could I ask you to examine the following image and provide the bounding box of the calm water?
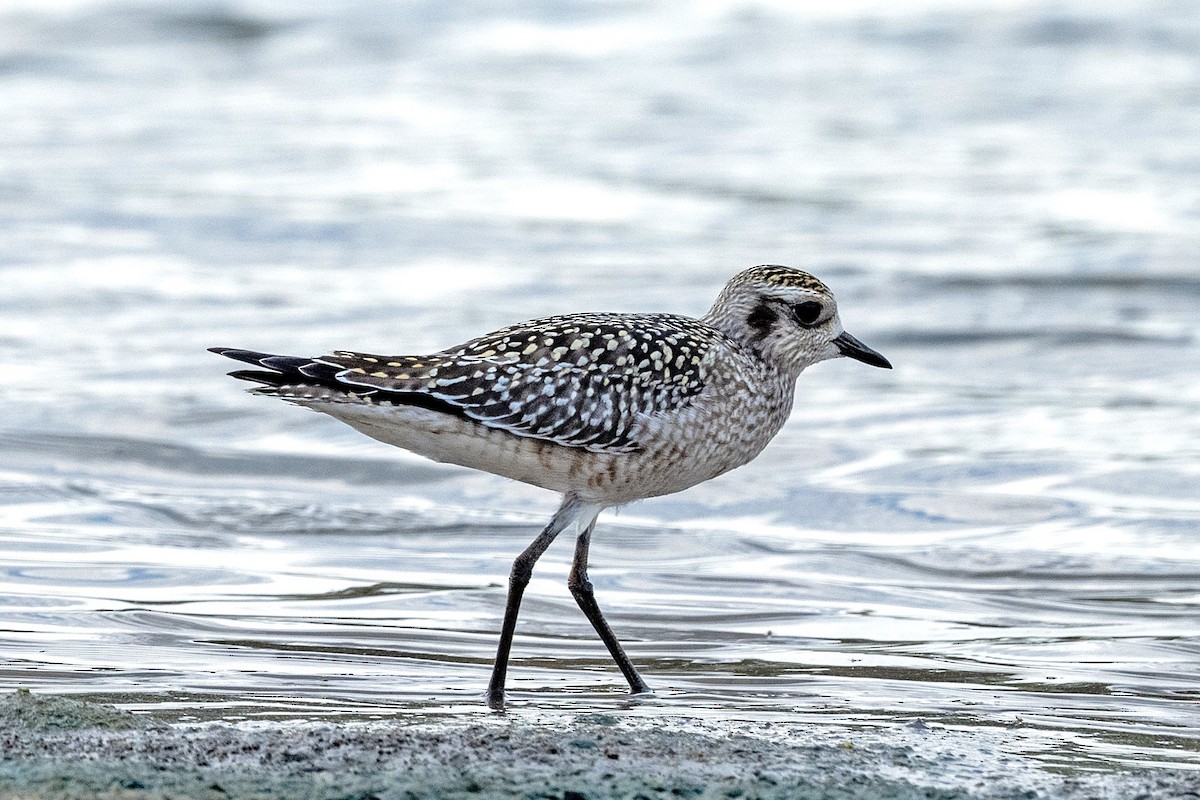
[2,0,1198,774]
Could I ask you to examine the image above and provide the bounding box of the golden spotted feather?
[311,312,719,453]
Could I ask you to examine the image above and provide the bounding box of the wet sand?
[1,691,1195,799]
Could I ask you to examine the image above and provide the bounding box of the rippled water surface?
[2,0,1198,775]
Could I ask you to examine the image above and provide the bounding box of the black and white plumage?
[220,312,716,454]
[211,264,891,709]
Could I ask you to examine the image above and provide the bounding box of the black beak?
[834,331,892,369]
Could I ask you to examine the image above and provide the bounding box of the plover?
[210,264,891,709]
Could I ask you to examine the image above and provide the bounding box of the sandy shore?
[0,691,1195,799]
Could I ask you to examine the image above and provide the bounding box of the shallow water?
[1,0,1198,776]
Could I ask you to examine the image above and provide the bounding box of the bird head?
[704,265,892,376]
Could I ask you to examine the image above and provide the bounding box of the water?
[2,0,1198,776]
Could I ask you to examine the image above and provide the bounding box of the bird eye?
[792,301,823,327]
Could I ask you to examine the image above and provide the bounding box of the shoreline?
[1,692,1196,799]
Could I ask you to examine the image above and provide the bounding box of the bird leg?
[487,494,594,711]
[568,517,650,695]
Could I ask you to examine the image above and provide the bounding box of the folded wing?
[211,312,717,453]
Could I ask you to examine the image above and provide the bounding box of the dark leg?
[487,494,589,711]
[567,517,650,694]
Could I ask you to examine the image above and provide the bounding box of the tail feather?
[210,347,315,389]
[211,345,382,403]
[210,346,474,419]
[226,369,291,386]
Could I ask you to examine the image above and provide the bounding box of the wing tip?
[209,347,282,367]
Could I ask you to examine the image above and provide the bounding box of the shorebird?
[210,265,891,709]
